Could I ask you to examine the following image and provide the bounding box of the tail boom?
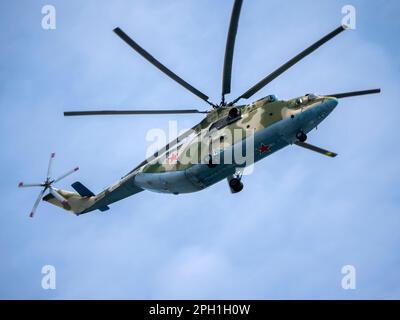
[43,177,143,215]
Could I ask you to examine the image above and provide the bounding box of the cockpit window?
[268,94,277,102]
[295,98,303,105]
[308,93,318,100]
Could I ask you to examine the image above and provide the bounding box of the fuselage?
[130,94,338,194]
[44,94,339,214]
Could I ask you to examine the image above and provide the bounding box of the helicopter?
[19,0,380,217]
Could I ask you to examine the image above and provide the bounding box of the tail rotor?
[18,153,79,218]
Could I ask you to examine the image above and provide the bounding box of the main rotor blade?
[230,25,347,104]
[294,141,337,158]
[47,152,55,179]
[53,167,79,183]
[221,0,243,102]
[29,188,46,218]
[113,27,215,107]
[64,109,209,116]
[325,88,381,99]
[49,187,68,206]
[18,182,42,188]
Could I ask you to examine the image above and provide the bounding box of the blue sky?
[0,0,399,299]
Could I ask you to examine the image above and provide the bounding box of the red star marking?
[167,152,178,163]
[258,143,270,154]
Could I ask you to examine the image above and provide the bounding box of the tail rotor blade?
[47,152,56,179]
[53,167,79,183]
[49,187,68,206]
[325,88,381,99]
[29,188,46,218]
[18,182,42,188]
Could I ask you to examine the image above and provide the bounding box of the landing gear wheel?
[296,130,307,142]
[207,154,217,168]
[229,178,244,193]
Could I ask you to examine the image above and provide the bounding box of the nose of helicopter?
[324,96,338,109]
[318,96,338,115]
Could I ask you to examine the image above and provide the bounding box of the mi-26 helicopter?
[19,0,380,217]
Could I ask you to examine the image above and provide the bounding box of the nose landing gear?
[296,130,307,142]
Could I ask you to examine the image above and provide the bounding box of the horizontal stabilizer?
[71,181,95,197]
[71,182,110,211]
